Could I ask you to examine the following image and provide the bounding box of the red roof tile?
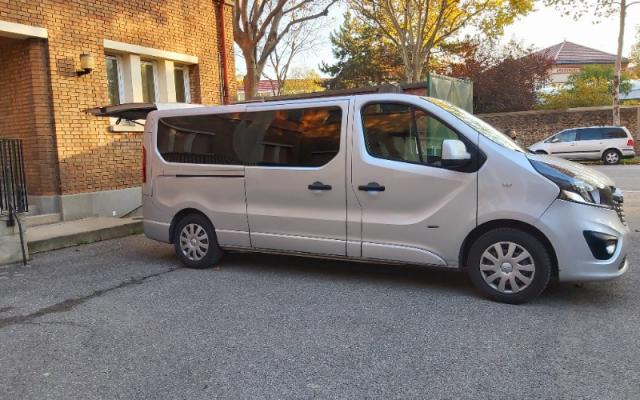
[536,41,628,65]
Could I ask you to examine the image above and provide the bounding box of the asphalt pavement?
[1,165,640,399]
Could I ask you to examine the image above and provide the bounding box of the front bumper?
[535,199,630,281]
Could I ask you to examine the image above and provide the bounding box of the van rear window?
[157,106,342,167]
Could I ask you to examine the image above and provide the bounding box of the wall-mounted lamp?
[77,53,95,76]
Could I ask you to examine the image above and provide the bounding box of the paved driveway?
[1,166,640,399]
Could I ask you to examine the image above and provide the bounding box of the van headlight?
[529,159,613,208]
[558,183,599,205]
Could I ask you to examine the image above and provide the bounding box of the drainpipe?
[216,0,231,104]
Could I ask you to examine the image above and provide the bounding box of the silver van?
[91,93,630,303]
[528,126,636,165]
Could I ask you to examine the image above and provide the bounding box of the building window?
[140,61,158,103]
[174,66,191,103]
[105,55,123,105]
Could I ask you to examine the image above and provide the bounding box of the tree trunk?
[240,46,260,99]
[613,0,626,126]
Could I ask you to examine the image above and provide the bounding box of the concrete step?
[26,204,41,215]
[24,213,62,227]
[27,217,143,254]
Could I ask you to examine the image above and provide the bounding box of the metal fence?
[0,139,29,215]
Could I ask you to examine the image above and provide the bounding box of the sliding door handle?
[358,182,385,192]
[308,181,332,191]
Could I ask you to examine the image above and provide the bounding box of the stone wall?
[478,106,640,150]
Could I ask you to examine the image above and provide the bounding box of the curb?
[28,221,143,254]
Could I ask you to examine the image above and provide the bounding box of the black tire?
[173,213,223,269]
[465,228,552,304]
[602,149,621,165]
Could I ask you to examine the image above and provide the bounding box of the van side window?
[553,130,576,143]
[604,128,627,139]
[577,129,604,141]
[361,102,460,167]
[157,106,342,167]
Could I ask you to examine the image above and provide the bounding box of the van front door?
[351,98,479,267]
[243,101,349,256]
[548,129,577,159]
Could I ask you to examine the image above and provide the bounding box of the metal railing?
[0,139,29,216]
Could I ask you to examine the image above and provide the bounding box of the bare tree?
[545,0,639,125]
[234,0,337,99]
[347,0,533,83]
[262,17,322,96]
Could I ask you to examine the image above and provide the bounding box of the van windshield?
[422,97,525,153]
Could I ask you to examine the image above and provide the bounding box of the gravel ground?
[1,166,639,400]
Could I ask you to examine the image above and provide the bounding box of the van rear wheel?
[466,228,551,304]
[602,149,621,165]
[174,214,223,269]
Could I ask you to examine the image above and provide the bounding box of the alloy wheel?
[479,242,535,294]
[179,223,209,261]
[605,151,619,164]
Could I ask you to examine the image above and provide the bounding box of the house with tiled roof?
[536,41,629,85]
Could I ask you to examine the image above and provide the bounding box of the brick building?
[0,0,235,220]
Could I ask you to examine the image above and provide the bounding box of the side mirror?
[550,137,560,143]
[442,139,471,167]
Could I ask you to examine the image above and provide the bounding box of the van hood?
[527,153,615,188]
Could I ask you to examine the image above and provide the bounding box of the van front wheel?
[466,228,551,304]
[174,214,223,269]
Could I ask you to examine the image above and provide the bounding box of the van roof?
[235,83,403,104]
[86,84,428,121]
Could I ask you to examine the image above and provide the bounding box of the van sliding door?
[243,100,350,256]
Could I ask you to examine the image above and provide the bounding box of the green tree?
[537,78,614,109]
[320,13,403,89]
[348,0,534,83]
[282,68,324,94]
[568,65,632,94]
[537,66,631,109]
[630,26,640,78]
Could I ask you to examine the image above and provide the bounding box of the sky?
[236,2,640,78]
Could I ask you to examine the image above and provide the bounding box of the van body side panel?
[244,100,350,256]
[152,174,250,247]
[345,99,362,257]
[143,196,170,242]
[143,105,251,248]
[476,136,559,226]
[351,95,479,266]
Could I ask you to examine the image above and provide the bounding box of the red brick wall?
[0,0,236,195]
[0,37,59,196]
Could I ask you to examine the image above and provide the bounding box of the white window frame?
[102,40,199,133]
[105,54,139,132]
[174,65,191,103]
[140,60,159,103]
[105,54,125,105]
